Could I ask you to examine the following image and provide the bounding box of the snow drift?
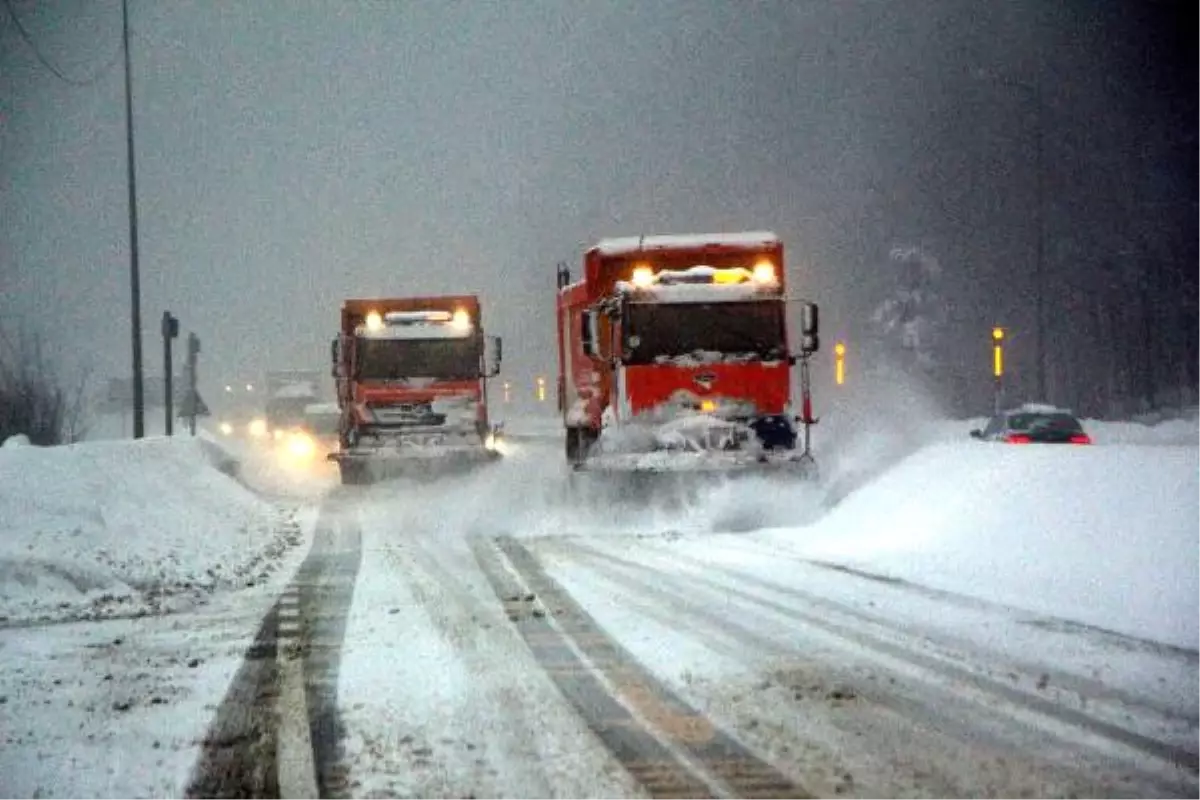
[0,436,301,624]
[758,441,1199,650]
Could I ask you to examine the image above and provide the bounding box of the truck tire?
[565,427,598,465]
[340,462,364,485]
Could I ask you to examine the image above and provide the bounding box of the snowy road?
[3,418,1196,798]
[186,465,1195,797]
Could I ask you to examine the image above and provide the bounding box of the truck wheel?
[340,463,363,485]
[565,429,579,464]
[565,427,598,465]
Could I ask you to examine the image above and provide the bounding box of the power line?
[2,0,121,87]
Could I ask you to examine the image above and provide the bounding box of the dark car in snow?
[970,404,1092,445]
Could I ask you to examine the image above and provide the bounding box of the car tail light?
[1004,434,1032,444]
[1070,433,1092,445]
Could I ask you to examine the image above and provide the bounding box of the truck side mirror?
[580,310,596,358]
[799,302,820,354]
[487,335,503,377]
[800,302,819,337]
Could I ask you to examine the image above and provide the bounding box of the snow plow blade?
[575,450,817,477]
[330,447,502,485]
[567,452,817,507]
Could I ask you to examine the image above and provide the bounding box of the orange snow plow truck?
[555,231,820,476]
[328,295,503,484]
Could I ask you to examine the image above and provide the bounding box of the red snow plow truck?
[328,296,503,484]
[555,231,819,476]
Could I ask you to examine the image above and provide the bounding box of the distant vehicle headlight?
[219,421,234,436]
[248,418,268,438]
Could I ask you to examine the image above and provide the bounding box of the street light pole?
[122,0,144,438]
[1032,74,1046,401]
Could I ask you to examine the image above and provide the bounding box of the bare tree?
[0,329,90,446]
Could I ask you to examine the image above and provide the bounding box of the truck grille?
[369,402,446,427]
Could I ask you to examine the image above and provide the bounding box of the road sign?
[177,389,210,418]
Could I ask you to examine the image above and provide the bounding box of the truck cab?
[556,232,818,470]
[329,296,502,483]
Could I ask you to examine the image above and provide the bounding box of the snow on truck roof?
[592,231,780,257]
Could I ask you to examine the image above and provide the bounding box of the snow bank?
[759,441,1199,650]
[0,436,300,624]
[1085,415,1198,446]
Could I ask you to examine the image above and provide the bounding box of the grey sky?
[3,1,1194,417]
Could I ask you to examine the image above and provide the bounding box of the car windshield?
[356,337,479,380]
[1006,412,1084,433]
[624,300,786,364]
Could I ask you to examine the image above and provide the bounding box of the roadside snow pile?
[0,437,302,624]
[1086,414,1198,446]
[759,441,1199,650]
[198,428,337,499]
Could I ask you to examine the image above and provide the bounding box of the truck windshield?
[356,338,480,380]
[625,301,786,364]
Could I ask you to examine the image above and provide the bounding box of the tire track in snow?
[186,500,361,799]
[471,535,811,799]
[285,504,361,798]
[624,540,1200,750]
[184,609,281,798]
[554,538,1199,796]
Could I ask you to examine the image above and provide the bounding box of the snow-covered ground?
[0,435,310,625]
[331,499,644,798]
[0,587,289,798]
[763,441,1197,648]
[0,433,322,798]
[495,410,561,440]
[0,406,1195,796]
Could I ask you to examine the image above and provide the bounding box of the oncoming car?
[970,404,1092,445]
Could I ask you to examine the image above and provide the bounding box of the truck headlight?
[752,260,776,283]
[248,418,268,438]
[286,432,316,460]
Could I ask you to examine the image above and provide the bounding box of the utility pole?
[162,311,179,435]
[1032,72,1046,401]
[122,0,145,438]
